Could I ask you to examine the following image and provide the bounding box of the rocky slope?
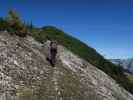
[110,59,133,73]
[0,31,133,100]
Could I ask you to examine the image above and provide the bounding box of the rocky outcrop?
[0,31,133,100]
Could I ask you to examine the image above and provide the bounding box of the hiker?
[49,40,58,66]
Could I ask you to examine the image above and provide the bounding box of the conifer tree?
[7,9,23,30]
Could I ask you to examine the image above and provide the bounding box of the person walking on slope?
[49,40,58,67]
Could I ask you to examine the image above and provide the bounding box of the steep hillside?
[1,11,133,94]
[31,26,133,94]
[0,31,133,100]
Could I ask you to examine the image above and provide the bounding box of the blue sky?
[0,0,133,59]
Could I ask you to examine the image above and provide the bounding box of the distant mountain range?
[110,59,133,74]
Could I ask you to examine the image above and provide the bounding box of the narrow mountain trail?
[52,66,62,100]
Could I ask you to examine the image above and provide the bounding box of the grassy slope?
[30,26,133,94]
